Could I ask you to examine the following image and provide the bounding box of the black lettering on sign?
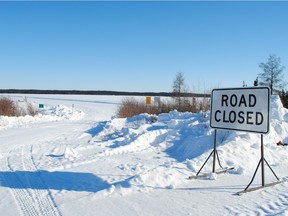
[249,94,256,107]
[238,95,247,107]
[256,112,263,125]
[247,111,253,124]
[215,110,221,122]
[238,111,245,124]
[229,111,236,123]
[214,110,265,126]
[221,95,228,106]
[223,110,229,123]
[230,94,237,107]
[220,94,257,108]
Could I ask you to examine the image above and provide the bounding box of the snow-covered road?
[0,94,287,215]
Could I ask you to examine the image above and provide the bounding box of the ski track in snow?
[0,144,61,216]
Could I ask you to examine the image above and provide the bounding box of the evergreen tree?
[258,54,285,94]
[279,90,288,108]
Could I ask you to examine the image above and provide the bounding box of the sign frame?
[210,87,270,134]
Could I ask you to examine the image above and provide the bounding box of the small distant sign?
[146,96,151,105]
[154,96,161,104]
[210,87,270,133]
[39,104,44,108]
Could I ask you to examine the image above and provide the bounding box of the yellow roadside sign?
[146,96,151,105]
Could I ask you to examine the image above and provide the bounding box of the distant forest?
[0,89,210,97]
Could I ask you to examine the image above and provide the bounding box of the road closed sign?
[210,87,270,133]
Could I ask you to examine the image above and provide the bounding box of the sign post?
[193,129,229,178]
[206,87,281,194]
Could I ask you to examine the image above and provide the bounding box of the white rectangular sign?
[210,87,270,133]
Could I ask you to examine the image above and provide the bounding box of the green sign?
[39,104,44,108]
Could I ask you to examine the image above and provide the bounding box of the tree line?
[0,89,209,97]
[172,54,288,110]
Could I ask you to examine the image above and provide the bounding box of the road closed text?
[214,94,263,125]
[210,87,270,133]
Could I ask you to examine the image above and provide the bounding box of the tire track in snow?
[21,144,62,216]
[0,151,40,216]
[0,145,61,216]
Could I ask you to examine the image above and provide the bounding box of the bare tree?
[172,72,190,111]
[258,54,285,94]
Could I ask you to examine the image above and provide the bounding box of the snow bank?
[0,104,84,129]
[40,105,84,120]
[87,95,288,190]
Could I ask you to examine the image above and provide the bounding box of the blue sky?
[0,1,288,92]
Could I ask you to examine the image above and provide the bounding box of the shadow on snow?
[85,121,108,137]
[0,170,110,193]
[165,129,231,162]
[165,132,214,162]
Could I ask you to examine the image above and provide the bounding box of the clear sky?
[0,1,288,93]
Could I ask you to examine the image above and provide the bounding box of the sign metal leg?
[242,134,281,192]
[261,134,265,187]
[195,130,229,177]
[212,130,217,173]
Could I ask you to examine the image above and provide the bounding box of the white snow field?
[0,94,287,216]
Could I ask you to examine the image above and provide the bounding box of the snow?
[0,94,288,216]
